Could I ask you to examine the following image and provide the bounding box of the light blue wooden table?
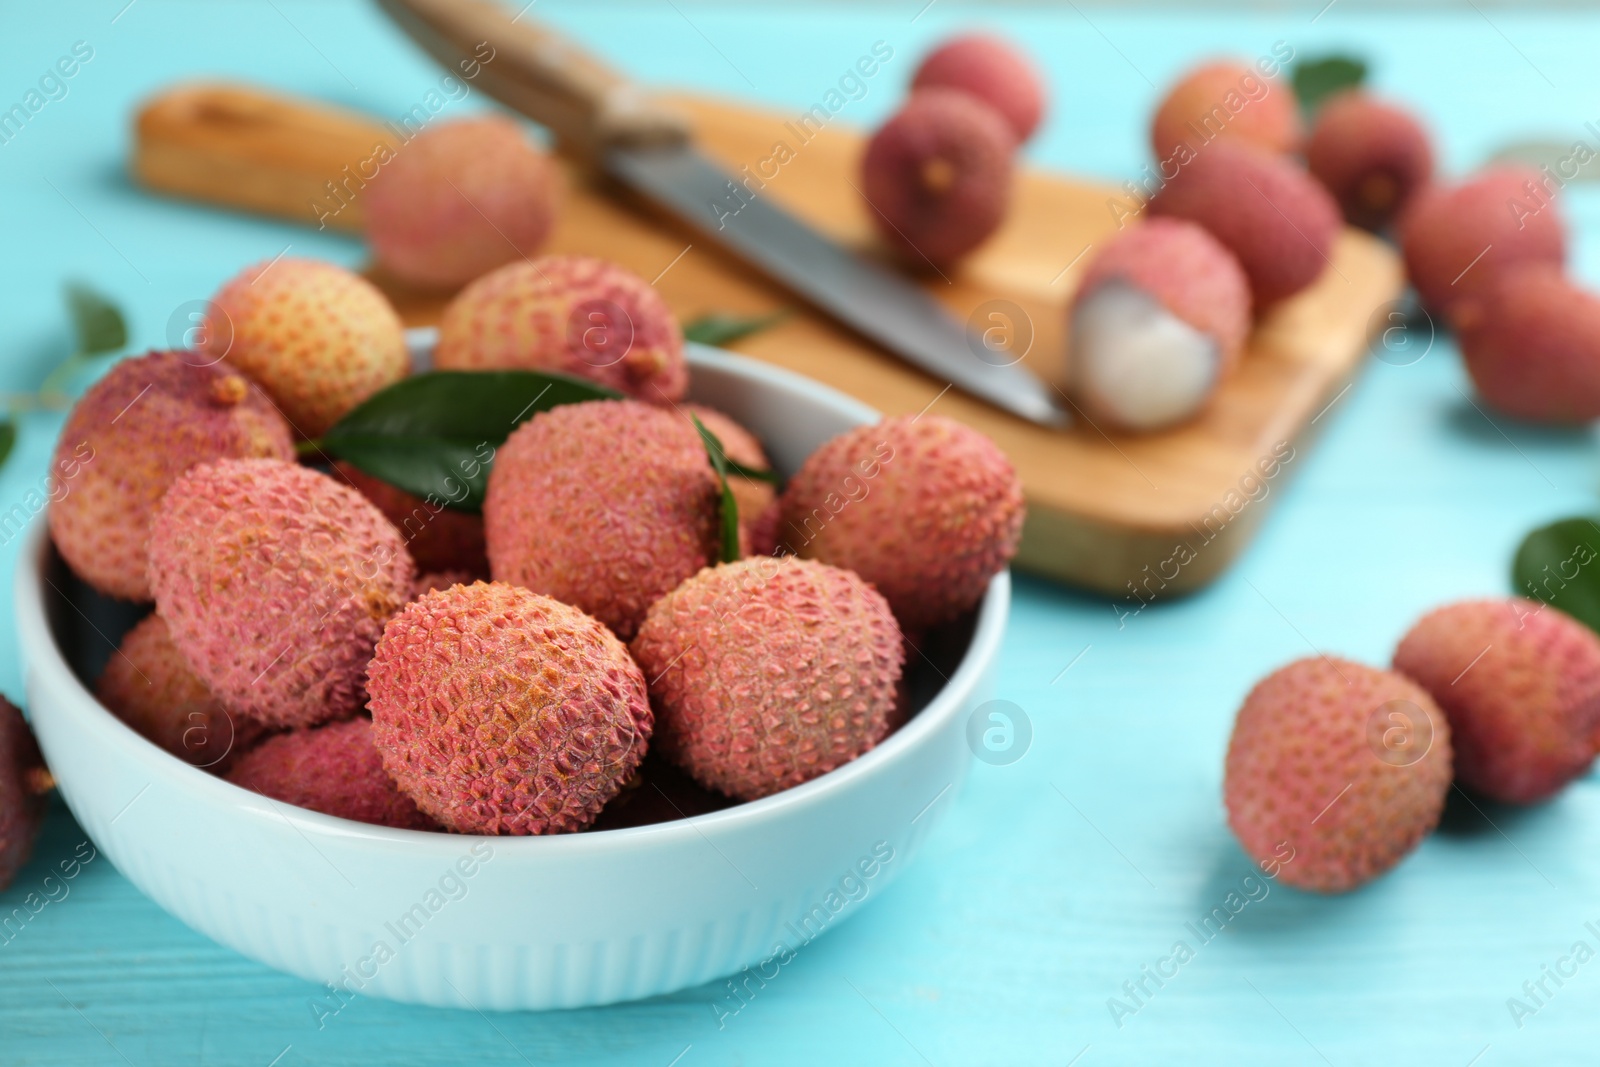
[4,2,1600,1064]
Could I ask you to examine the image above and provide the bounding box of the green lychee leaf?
[64,282,127,358]
[1511,516,1600,635]
[691,412,742,564]
[682,310,789,348]
[1291,55,1368,115]
[0,421,15,469]
[316,370,622,511]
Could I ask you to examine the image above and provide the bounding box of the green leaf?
[683,310,789,347]
[725,457,782,486]
[1291,55,1367,115]
[690,413,741,564]
[64,282,127,357]
[317,370,622,510]
[1511,517,1600,634]
[0,420,15,471]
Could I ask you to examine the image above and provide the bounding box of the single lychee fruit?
[1305,91,1433,232]
[1225,657,1452,893]
[47,351,294,601]
[631,557,904,801]
[1399,166,1566,314]
[860,89,1015,268]
[1453,263,1600,423]
[367,582,651,835]
[1150,60,1301,161]
[1066,218,1252,431]
[1393,599,1600,804]
[200,258,409,437]
[910,34,1046,143]
[334,461,487,576]
[681,404,777,543]
[434,255,687,402]
[365,116,558,290]
[0,698,50,891]
[226,718,435,830]
[484,400,719,640]
[1149,140,1340,305]
[96,614,265,773]
[777,415,1022,630]
[147,458,415,728]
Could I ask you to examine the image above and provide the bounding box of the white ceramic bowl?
[15,337,1008,1011]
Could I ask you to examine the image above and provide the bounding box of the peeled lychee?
[860,89,1015,268]
[0,698,50,891]
[682,404,776,540]
[777,415,1022,630]
[1453,263,1600,423]
[1306,91,1433,232]
[147,458,415,728]
[1150,60,1300,161]
[1399,166,1566,314]
[365,116,558,290]
[631,557,904,801]
[96,614,264,772]
[910,34,1046,143]
[226,718,435,830]
[1225,657,1452,893]
[1393,599,1600,804]
[434,255,687,402]
[334,461,487,576]
[1067,218,1252,431]
[1149,140,1339,305]
[367,582,651,835]
[484,400,719,640]
[200,258,409,437]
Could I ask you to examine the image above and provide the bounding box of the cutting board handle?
[376,0,689,162]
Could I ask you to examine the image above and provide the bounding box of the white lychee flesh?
[1068,282,1220,431]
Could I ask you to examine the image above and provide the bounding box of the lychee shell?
[1305,91,1433,232]
[0,697,47,892]
[911,33,1046,142]
[1150,60,1301,160]
[226,718,436,830]
[1454,263,1600,424]
[335,461,487,576]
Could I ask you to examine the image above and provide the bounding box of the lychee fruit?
[681,404,776,541]
[1150,60,1301,161]
[200,258,409,437]
[96,614,265,772]
[147,458,415,728]
[860,88,1015,268]
[1305,91,1433,232]
[777,415,1022,630]
[367,582,652,835]
[1399,166,1566,314]
[910,34,1046,143]
[630,557,904,801]
[1225,657,1452,893]
[1393,599,1600,804]
[434,255,687,402]
[0,698,50,891]
[1149,140,1340,305]
[365,116,558,290]
[484,400,719,640]
[226,718,436,830]
[47,350,294,601]
[334,461,487,576]
[1066,218,1252,431]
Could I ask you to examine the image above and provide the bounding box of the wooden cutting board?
[134,83,1404,597]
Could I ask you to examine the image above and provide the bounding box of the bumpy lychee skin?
[434,255,687,402]
[777,416,1022,629]
[681,404,777,541]
[631,558,904,801]
[1150,60,1301,160]
[1149,140,1340,305]
[910,34,1046,143]
[860,89,1015,268]
[1393,599,1600,804]
[367,582,652,835]
[96,614,265,773]
[147,458,415,728]
[365,116,558,290]
[0,698,50,892]
[334,461,487,576]
[1306,91,1433,232]
[1400,166,1566,314]
[227,718,436,830]
[200,258,408,437]
[484,400,719,640]
[1068,218,1252,431]
[1225,657,1452,894]
[47,350,294,601]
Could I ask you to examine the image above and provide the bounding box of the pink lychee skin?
[1393,599,1600,804]
[1225,657,1453,894]
[911,34,1046,143]
[47,350,294,601]
[0,697,48,892]
[365,116,558,290]
[147,458,415,729]
[631,558,904,801]
[367,582,652,835]
[434,255,687,402]
[334,461,487,577]
[226,718,436,831]
[1150,60,1301,160]
[777,416,1023,630]
[680,403,776,544]
[1306,91,1434,232]
[484,400,719,640]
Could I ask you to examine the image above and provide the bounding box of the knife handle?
[376,0,689,163]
